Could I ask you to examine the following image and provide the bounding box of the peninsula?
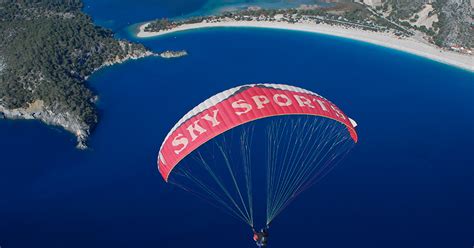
[0,1,184,148]
[138,1,473,71]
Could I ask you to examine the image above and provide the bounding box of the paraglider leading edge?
[157,83,358,182]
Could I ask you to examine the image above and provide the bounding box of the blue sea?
[1,1,473,248]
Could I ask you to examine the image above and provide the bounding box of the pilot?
[252,227,269,247]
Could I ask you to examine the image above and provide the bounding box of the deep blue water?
[1,2,474,248]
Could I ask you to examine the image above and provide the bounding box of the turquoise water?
[1,1,474,248]
[83,0,331,31]
[185,0,333,19]
[82,0,207,30]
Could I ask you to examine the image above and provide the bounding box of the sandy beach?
[137,20,473,72]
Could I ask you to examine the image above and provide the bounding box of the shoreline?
[137,21,473,72]
[0,45,155,150]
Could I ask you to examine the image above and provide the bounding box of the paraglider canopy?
[158,84,357,182]
[157,83,358,229]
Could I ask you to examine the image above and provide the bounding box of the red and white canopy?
[158,84,358,181]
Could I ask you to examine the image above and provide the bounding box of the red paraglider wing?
[158,84,357,181]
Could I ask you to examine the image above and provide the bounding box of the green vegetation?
[146,1,472,51]
[432,0,473,48]
[145,18,175,32]
[0,0,149,129]
[146,3,407,36]
[384,0,428,20]
[383,0,472,49]
[145,16,206,32]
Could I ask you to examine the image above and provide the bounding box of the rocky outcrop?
[159,50,188,58]
[0,100,90,149]
[87,41,156,79]
[104,41,155,65]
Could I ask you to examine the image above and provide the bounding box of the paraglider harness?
[252,226,269,247]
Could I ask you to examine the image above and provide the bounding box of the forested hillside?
[383,0,473,48]
[0,0,152,148]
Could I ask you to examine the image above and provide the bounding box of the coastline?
[0,101,91,149]
[0,46,188,149]
[0,46,155,150]
[137,21,473,72]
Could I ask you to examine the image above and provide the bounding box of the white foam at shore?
[137,20,473,72]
